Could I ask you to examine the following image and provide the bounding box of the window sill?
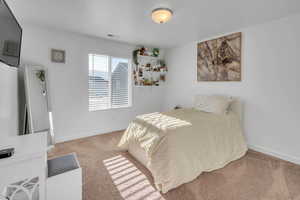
[89,105,132,112]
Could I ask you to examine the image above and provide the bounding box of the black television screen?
[0,0,22,67]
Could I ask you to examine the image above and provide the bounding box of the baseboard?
[248,144,300,165]
[55,129,125,143]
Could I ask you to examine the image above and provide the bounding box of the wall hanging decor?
[197,32,241,81]
[35,69,47,96]
[35,70,45,82]
[133,47,167,86]
[51,49,65,63]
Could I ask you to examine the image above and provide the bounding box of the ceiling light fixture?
[151,8,173,24]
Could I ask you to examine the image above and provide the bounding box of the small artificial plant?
[152,48,160,57]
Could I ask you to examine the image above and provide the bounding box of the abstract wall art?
[197,32,241,81]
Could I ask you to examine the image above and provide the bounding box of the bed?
[118,98,248,193]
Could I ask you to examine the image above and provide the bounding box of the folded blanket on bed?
[118,108,248,193]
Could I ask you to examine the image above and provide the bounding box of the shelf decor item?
[197,32,241,81]
[132,47,167,86]
[139,47,146,56]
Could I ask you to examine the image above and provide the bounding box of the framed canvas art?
[197,32,241,81]
[51,49,65,63]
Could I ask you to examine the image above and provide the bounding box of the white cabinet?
[0,133,47,200]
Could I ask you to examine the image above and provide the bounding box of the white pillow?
[194,95,232,115]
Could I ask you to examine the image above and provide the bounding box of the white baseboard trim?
[248,144,300,165]
[55,129,125,143]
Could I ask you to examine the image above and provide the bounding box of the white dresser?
[0,133,47,200]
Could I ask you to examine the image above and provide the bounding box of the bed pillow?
[194,95,232,115]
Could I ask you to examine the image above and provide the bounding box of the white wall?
[21,24,165,142]
[163,14,300,164]
[0,62,18,138]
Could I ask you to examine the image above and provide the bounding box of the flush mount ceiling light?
[151,8,173,24]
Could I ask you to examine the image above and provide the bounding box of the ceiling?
[6,0,300,48]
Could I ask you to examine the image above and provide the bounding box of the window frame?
[88,53,132,112]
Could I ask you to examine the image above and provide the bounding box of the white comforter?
[118,108,248,193]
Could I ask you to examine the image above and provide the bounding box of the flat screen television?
[0,0,22,67]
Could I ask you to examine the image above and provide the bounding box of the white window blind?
[89,54,131,111]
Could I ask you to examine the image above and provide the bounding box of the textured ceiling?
[6,0,300,47]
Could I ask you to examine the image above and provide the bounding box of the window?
[88,54,131,111]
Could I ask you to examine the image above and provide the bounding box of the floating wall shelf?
[133,49,167,87]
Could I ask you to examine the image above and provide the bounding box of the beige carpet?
[48,131,300,200]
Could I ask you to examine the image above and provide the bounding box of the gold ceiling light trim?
[151,8,173,24]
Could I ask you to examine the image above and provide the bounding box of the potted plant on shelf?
[152,48,160,57]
